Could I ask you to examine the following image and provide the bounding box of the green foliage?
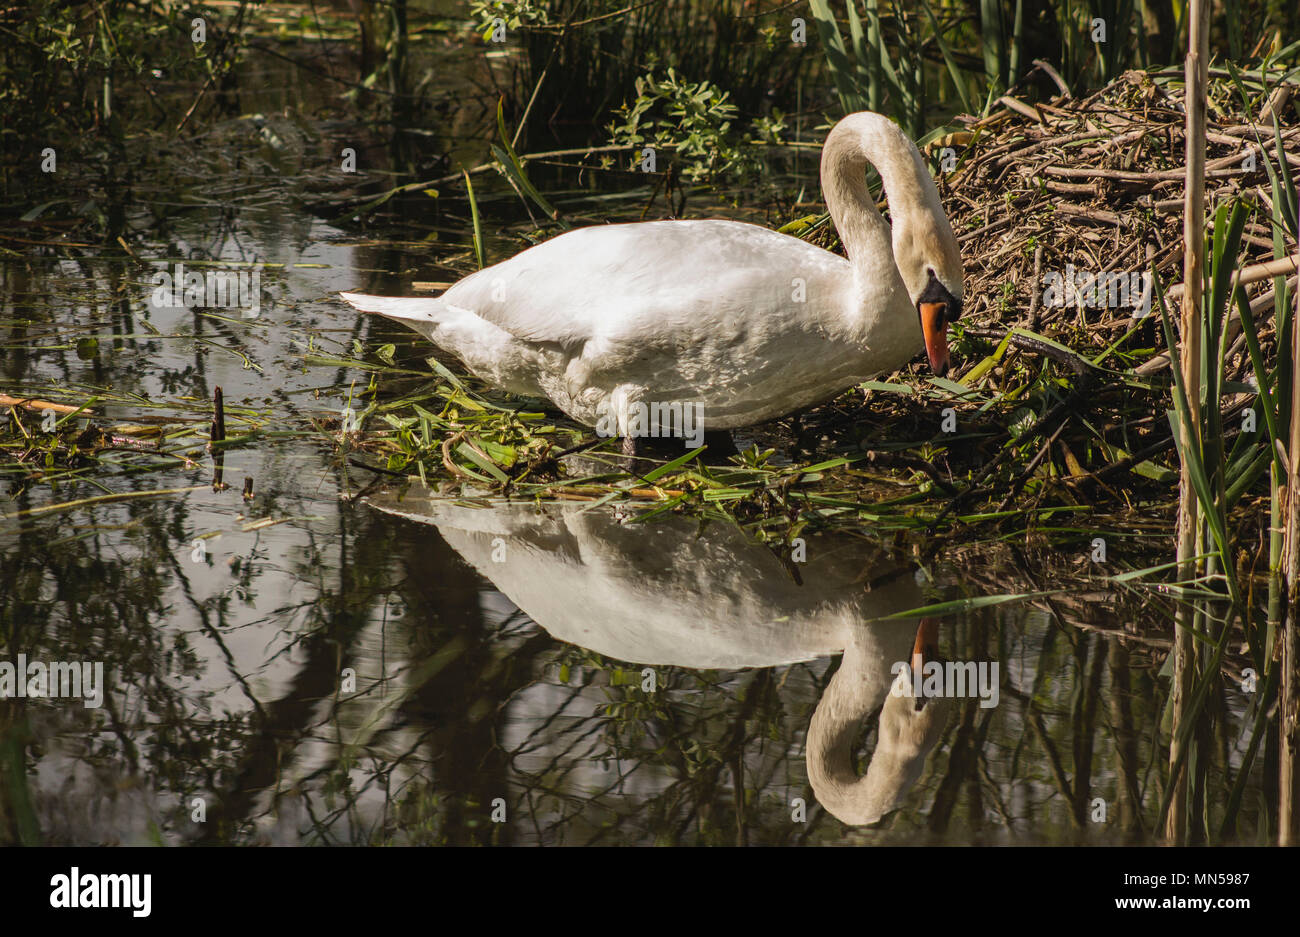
[808,0,932,138]
[0,0,227,216]
[605,68,783,183]
[493,1,809,149]
[0,1,215,141]
[805,0,1298,132]
[470,0,552,33]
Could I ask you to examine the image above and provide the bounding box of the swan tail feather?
[338,292,444,323]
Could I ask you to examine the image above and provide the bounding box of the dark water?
[0,33,1269,847]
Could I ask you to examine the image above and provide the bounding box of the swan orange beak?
[919,302,950,376]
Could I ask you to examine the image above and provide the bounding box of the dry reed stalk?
[1283,281,1300,844]
[1167,0,1209,845]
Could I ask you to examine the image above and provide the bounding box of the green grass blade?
[844,0,871,100]
[1271,116,1298,236]
[922,0,974,114]
[640,445,707,483]
[808,0,862,112]
[463,170,485,270]
[493,99,561,222]
[979,0,1005,91]
[880,591,1057,620]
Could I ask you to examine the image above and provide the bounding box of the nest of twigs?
[945,68,1297,344]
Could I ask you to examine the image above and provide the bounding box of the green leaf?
[807,0,863,113]
[861,379,914,394]
[494,99,562,222]
[641,445,707,483]
[463,170,485,270]
[927,375,976,395]
[455,442,508,483]
[20,200,62,222]
[922,1,974,114]
[880,591,1055,620]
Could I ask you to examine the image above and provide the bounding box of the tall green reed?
[808,0,971,138]
[1156,56,1299,841]
[804,0,1293,134]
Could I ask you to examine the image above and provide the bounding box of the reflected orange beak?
[911,617,940,670]
[919,302,950,376]
[911,617,941,710]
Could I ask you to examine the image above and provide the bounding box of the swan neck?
[805,636,896,825]
[820,113,943,280]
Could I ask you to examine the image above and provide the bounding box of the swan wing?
[441,219,850,351]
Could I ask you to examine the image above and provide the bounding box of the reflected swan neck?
[805,634,897,826]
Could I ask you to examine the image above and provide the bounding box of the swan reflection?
[366,490,953,826]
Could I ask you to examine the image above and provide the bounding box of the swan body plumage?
[340,111,963,435]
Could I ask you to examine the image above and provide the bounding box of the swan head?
[819,110,964,376]
[913,268,962,377]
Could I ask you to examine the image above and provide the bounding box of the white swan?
[364,492,953,826]
[339,111,963,440]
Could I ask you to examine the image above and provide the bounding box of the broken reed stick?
[1,485,209,520]
[210,386,226,447]
[210,386,228,490]
[0,394,88,414]
[997,95,1046,124]
[1030,59,1071,98]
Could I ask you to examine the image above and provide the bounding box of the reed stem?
[1168,0,1208,844]
[1282,279,1300,844]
